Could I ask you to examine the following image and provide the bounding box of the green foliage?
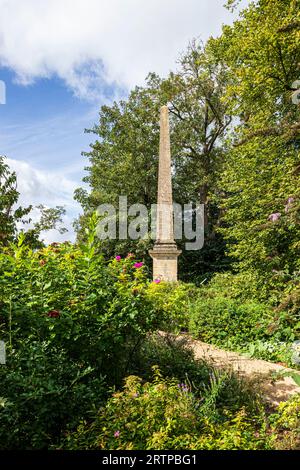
[2,0,300,452]
[75,42,232,279]
[0,216,164,448]
[23,204,68,249]
[208,0,300,303]
[0,341,106,449]
[132,334,264,417]
[0,217,159,375]
[131,333,213,384]
[187,271,298,364]
[189,294,272,348]
[0,156,68,248]
[0,156,31,246]
[270,393,300,449]
[61,367,270,450]
[145,282,195,332]
[245,340,293,364]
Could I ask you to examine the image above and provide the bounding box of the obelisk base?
[149,243,182,282]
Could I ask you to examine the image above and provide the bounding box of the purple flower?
[114,430,120,438]
[178,383,189,393]
[285,197,295,213]
[153,279,161,284]
[133,262,143,269]
[268,212,281,222]
[115,255,121,261]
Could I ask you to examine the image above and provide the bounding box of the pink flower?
[268,212,281,222]
[114,430,120,438]
[153,279,161,284]
[285,197,295,213]
[133,262,143,269]
[115,255,121,261]
[126,253,134,259]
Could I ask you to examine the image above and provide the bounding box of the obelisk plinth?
[149,105,181,281]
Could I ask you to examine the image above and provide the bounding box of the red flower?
[47,310,60,318]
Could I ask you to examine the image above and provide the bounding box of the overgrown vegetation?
[1,0,300,451]
[73,0,300,365]
[0,225,299,449]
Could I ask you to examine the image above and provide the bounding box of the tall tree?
[211,0,300,300]
[0,156,31,246]
[75,43,232,280]
[0,156,67,248]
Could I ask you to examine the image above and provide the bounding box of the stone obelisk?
[149,105,181,281]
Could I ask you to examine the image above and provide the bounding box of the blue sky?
[0,0,248,243]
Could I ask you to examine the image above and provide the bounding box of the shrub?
[131,333,261,417]
[245,339,293,365]
[189,295,272,348]
[60,367,270,450]
[187,271,299,364]
[131,333,212,384]
[0,341,106,449]
[198,271,268,303]
[0,219,160,384]
[0,217,164,448]
[270,394,300,450]
[145,282,195,332]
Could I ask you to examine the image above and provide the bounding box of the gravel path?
[168,333,300,405]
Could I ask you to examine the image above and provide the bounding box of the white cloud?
[0,0,250,243]
[0,0,248,99]
[7,157,80,243]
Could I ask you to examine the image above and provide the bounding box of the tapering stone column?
[149,105,181,281]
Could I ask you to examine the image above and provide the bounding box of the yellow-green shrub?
[61,368,271,450]
[145,281,195,332]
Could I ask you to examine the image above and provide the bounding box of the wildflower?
[178,383,189,393]
[153,278,161,284]
[114,430,120,438]
[268,212,281,222]
[126,253,134,259]
[47,310,60,318]
[133,262,143,269]
[285,197,295,213]
[115,255,121,261]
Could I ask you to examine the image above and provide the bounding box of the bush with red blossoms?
[47,310,60,318]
